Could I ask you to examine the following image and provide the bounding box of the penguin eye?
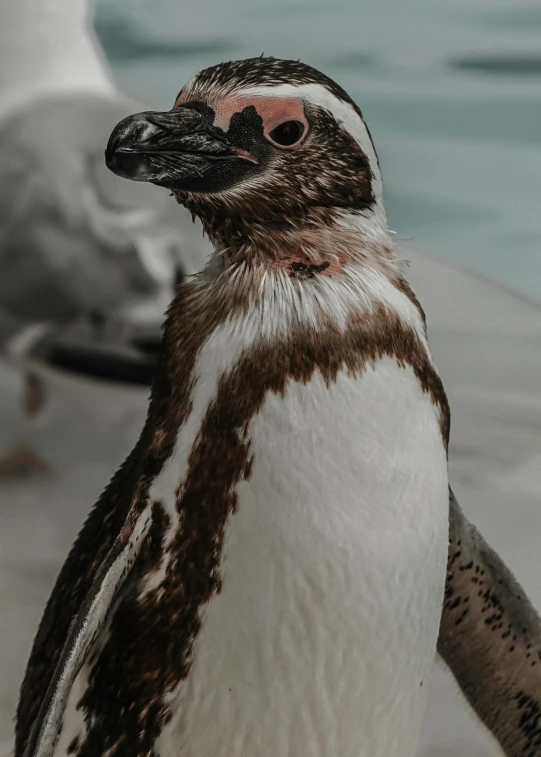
[266,120,305,148]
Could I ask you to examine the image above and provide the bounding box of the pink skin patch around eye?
[174,92,309,149]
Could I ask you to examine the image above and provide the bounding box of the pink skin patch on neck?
[268,253,344,278]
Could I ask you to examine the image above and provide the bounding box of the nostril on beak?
[145,108,204,134]
[145,112,176,129]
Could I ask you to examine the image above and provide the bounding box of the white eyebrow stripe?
[239,82,383,205]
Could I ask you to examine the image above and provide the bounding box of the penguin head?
[106,57,386,244]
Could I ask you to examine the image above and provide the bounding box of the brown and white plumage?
[15,57,541,757]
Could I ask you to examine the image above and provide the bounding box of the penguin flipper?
[439,488,541,755]
[21,503,153,757]
[14,440,150,757]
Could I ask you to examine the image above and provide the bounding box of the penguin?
[15,57,541,757]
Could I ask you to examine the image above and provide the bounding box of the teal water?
[94,0,541,301]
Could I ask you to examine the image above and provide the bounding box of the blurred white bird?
[0,0,211,474]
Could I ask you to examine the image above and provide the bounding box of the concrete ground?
[0,248,540,755]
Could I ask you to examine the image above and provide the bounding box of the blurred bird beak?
[105,108,247,190]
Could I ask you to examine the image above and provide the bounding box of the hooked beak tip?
[105,112,153,179]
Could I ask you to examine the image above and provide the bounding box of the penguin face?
[106,57,383,237]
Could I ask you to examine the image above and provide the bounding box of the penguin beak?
[105,108,253,190]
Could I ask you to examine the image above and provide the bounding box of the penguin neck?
[0,0,115,119]
[178,192,390,251]
[204,212,400,288]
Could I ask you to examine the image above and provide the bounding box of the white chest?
[157,354,449,757]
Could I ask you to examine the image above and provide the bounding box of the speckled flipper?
[439,488,541,755]
[22,504,154,757]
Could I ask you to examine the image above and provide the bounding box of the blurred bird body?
[0,0,210,474]
[0,0,198,329]
[0,95,208,330]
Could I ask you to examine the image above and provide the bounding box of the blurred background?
[0,0,540,755]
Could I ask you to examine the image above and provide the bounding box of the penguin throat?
[174,191,376,248]
[216,223,397,279]
[221,225,351,276]
[173,192,396,280]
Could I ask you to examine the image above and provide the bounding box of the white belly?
[159,357,449,757]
